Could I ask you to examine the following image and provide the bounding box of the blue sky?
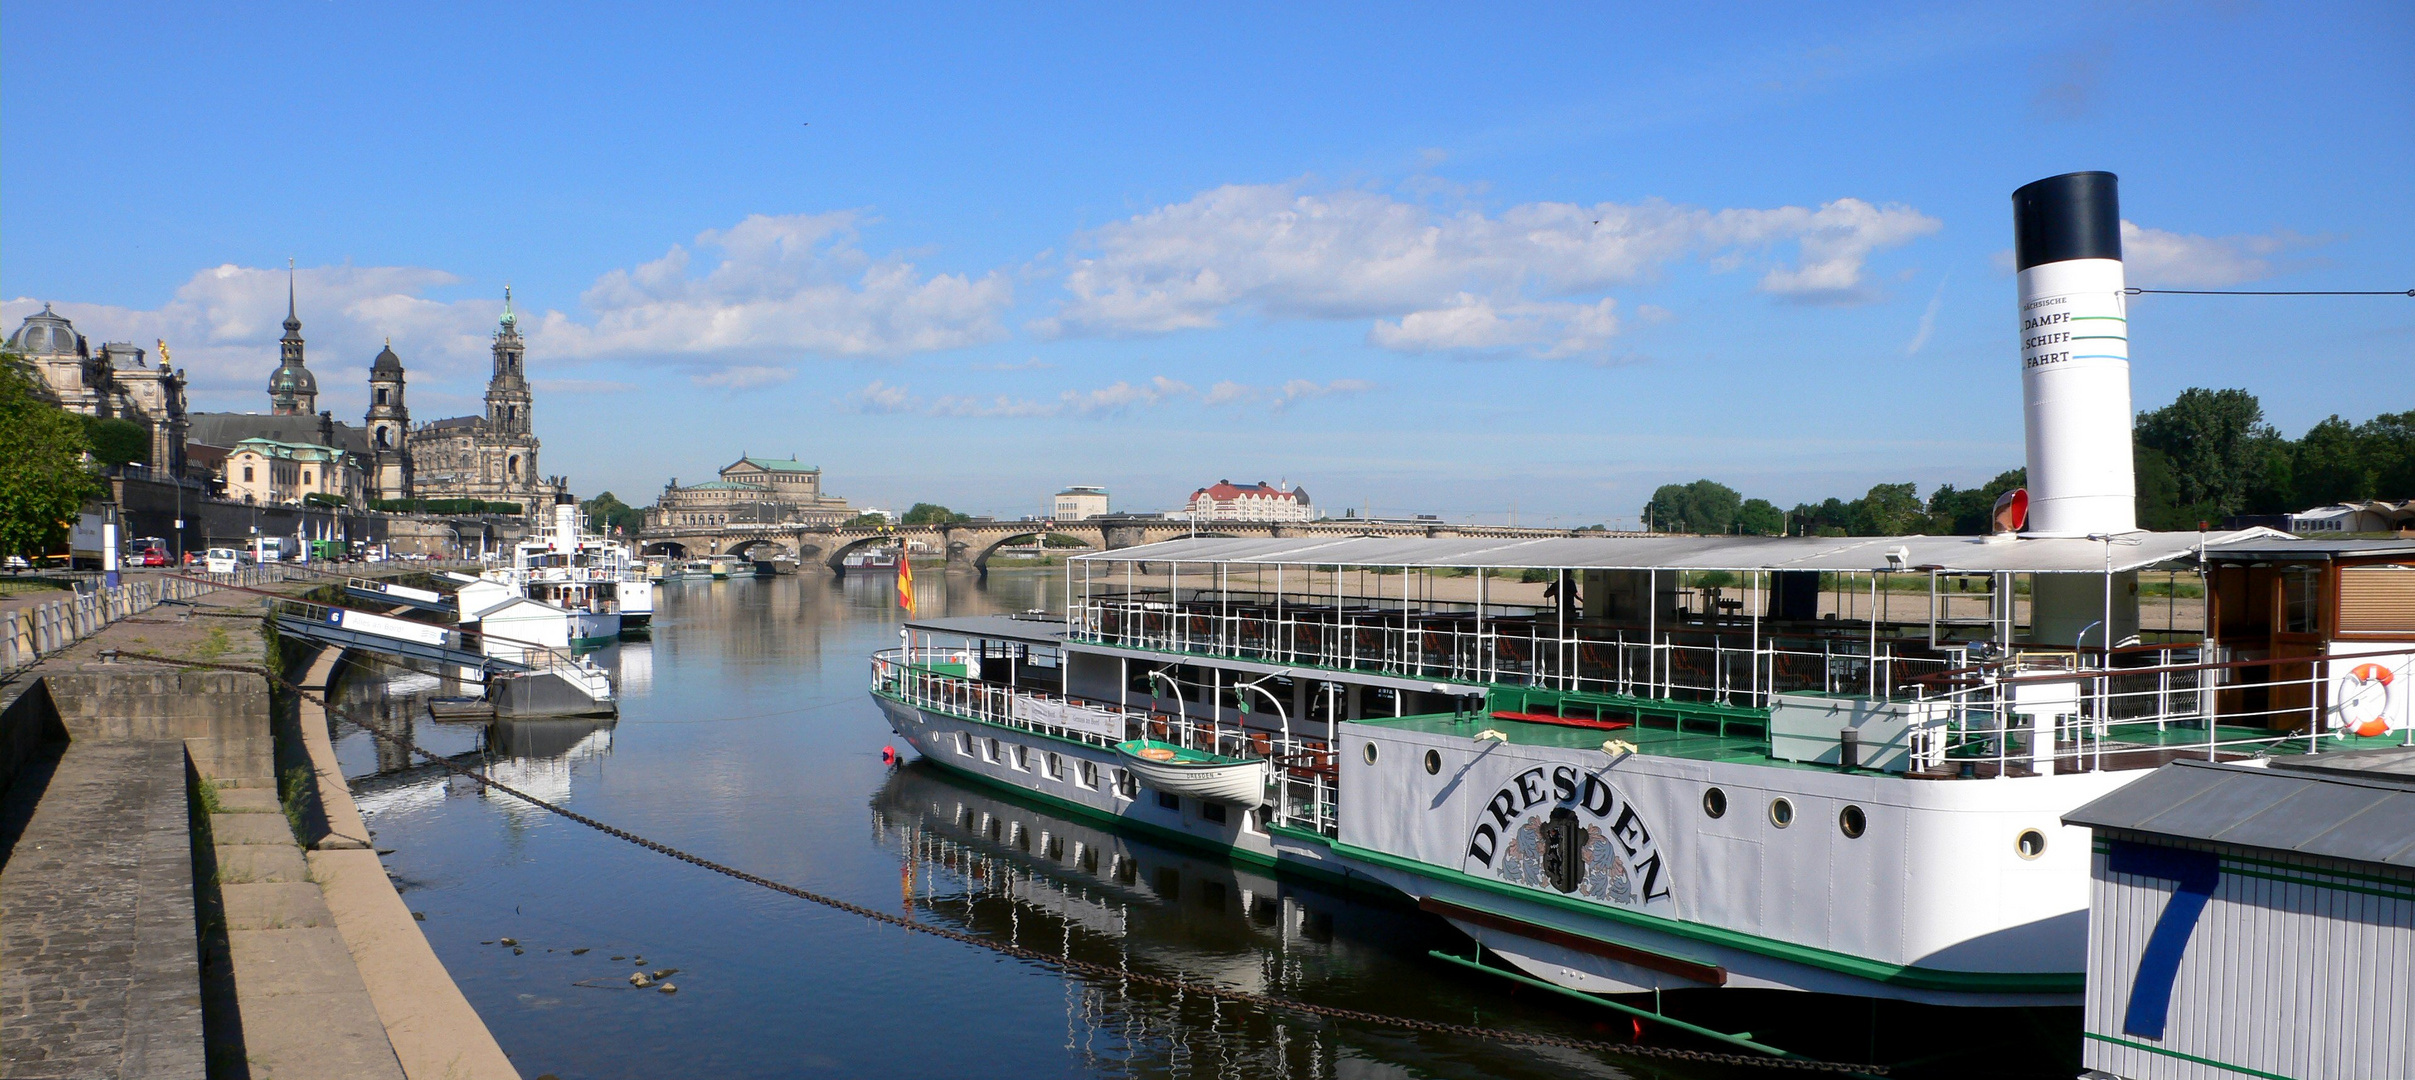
[5,2,2409,525]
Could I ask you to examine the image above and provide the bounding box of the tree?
[2287,416,2373,508]
[2363,410,2415,500]
[1642,479,1741,534]
[1925,468,2028,535]
[2135,388,2275,517]
[0,364,98,558]
[900,502,972,526]
[841,512,891,529]
[581,491,646,536]
[1850,482,1927,536]
[82,416,149,468]
[1736,498,1785,536]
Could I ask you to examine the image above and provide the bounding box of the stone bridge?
[637,516,1589,576]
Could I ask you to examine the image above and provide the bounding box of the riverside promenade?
[0,571,518,1079]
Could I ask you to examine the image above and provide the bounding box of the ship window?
[1156,790,1179,811]
[1768,797,1794,828]
[2281,567,2324,634]
[1703,787,1727,818]
[1839,804,1867,839]
[2016,829,2047,860]
[1077,843,1097,872]
[1423,748,1441,775]
[983,737,1000,762]
[1202,803,1227,824]
[1011,744,1030,771]
[1077,760,1098,789]
[1041,833,1062,860]
[1362,742,1379,766]
[1113,854,1136,885]
[1114,769,1137,800]
[1045,751,1063,779]
[954,731,971,756]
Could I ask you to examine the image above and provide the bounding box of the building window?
[375,388,388,405]
[302,471,312,485]
[243,466,254,482]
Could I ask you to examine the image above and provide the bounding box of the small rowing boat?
[1113,739,1268,804]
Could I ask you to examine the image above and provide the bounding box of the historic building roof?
[736,456,818,473]
[187,413,366,455]
[372,342,405,375]
[7,303,84,357]
[1191,479,1311,505]
[684,480,769,491]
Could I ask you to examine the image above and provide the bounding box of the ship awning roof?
[903,613,1067,646]
[1069,528,2296,575]
[2064,756,2415,869]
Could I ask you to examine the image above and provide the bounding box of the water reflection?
[872,761,1641,1080]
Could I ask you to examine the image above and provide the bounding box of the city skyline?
[4,2,2409,525]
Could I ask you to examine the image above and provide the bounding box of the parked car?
[204,548,241,573]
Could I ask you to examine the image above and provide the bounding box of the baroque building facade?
[5,303,190,476]
[649,457,854,528]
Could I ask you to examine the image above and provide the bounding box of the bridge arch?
[970,530,1099,575]
[725,537,797,563]
[825,533,903,576]
[642,541,689,559]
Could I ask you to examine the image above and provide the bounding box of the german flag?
[895,548,915,613]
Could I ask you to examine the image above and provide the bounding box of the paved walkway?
[0,736,204,1078]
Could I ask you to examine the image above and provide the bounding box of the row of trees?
[1645,388,2415,537]
[0,365,97,558]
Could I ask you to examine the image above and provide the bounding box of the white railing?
[871,648,1339,835]
[1,570,282,671]
[1902,644,2411,775]
[1068,597,1958,708]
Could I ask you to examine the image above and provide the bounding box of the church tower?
[266,268,319,415]
[366,340,413,500]
[482,287,539,495]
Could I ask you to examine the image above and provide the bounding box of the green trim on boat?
[1116,738,1254,766]
[1327,837,2084,994]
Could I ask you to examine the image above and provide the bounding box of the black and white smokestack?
[2011,171,2135,535]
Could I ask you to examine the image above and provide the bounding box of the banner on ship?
[1012,696,1127,741]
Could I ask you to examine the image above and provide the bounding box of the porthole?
[2016,829,2048,860]
[1768,797,1794,828]
[1839,804,1867,839]
[1703,787,1728,819]
[1363,742,1379,765]
[1423,749,1442,775]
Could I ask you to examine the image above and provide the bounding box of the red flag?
[896,548,915,613]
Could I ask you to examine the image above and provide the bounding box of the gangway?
[272,598,529,672]
[343,577,454,615]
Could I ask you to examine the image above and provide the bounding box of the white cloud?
[2120,221,2326,289]
[849,374,1375,419]
[1032,182,1938,354]
[1905,273,1949,356]
[689,365,795,390]
[1370,295,1620,358]
[541,211,1014,361]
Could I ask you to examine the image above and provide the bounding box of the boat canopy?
[902,613,1067,646]
[1070,528,2296,576]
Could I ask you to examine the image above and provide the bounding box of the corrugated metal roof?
[2064,758,2415,868]
[1073,529,2295,575]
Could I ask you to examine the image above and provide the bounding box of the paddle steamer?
[866,174,2415,1014]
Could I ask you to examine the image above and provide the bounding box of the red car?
[131,545,169,567]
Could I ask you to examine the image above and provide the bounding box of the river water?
[331,569,2071,1080]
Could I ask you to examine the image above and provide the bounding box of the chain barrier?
[121,649,1886,1076]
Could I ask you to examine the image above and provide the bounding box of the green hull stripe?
[1327,838,2083,994]
[2083,1032,2297,1080]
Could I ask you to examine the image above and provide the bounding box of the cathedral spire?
[282,259,302,338]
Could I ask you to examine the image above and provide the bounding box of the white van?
[204,548,241,573]
[254,537,288,563]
